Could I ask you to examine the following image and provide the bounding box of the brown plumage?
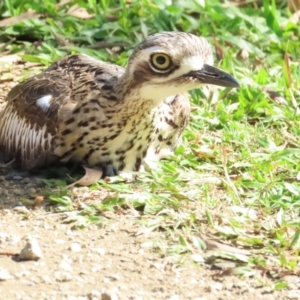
[0,32,239,176]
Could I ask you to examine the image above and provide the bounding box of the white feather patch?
[36,95,52,112]
[164,95,176,104]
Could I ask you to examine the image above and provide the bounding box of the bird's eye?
[150,53,171,71]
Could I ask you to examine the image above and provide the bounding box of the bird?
[0,32,240,177]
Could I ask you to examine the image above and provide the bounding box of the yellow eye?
[151,53,171,70]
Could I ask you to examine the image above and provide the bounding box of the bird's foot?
[93,163,138,182]
[118,171,137,182]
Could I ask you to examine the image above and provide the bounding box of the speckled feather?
[0,32,238,174]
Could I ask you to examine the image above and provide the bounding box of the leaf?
[232,267,256,277]
[284,182,300,196]
[51,29,72,47]
[274,281,288,290]
[179,235,192,250]
[192,235,206,251]
[291,230,300,249]
[288,0,300,12]
[238,48,249,60]
[192,150,215,158]
[213,36,224,60]
[284,53,292,87]
[0,54,22,63]
[263,87,288,105]
[203,237,251,255]
[205,250,249,263]
[223,35,265,56]
[67,166,103,188]
[0,11,42,27]
[66,5,94,19]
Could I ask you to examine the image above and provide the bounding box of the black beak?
[186,64,240,88]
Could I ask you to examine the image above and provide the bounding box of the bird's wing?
[0,54,124,169]
[0,67,70,168]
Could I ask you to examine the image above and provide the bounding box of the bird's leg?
[117,171,138,182]
[143,147,160,170]
[91,163,137,180]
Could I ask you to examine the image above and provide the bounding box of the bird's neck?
[113,74,170,115]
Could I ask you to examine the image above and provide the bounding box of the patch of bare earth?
[1,63,300,300]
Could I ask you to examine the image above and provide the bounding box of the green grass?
[1,0,300,285]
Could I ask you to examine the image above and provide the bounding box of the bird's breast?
[53,109,155,172]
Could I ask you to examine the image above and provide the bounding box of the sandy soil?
[1,174,300,300]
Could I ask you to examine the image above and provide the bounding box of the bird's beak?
[186,64,240,88]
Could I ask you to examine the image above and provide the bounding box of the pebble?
[287,291,300,300]
[41,275,52,284]
[13,206,30,214]
[19,238,43,261]
[0,232,9,243]
[92,247,106,255]
[55,239,66,244]
[1,189,8,196]
[1,233,21,245]
[191,253,204,263]
[54,271,72,282]
[87,290,104,299]
[70,242,81,252]
[0,267,13,281]
[28,187,37,194]
[58,260,73,272]
[22,178,30,184]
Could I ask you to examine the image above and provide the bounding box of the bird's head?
[125,32,239,102]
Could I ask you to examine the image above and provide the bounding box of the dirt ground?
[1,178,300,300]
[1,62,300,300]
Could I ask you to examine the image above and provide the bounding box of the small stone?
[103,275,120,282]
[13,206,29,214]
[2,189,8,196]
[92,248,106,255]
[151,262,164,270]
[91,266,102,273]
[54,239,66,244]
[22,178,30,183]
[87,290,102,300]
[28,187,37,194]
[101,293,111,300]
[287,290,300,300]
[69,242,81,252]
[54,271,72,282]
[0,267,13,281]
[7,234,21,245]
[211,282,223,291]
[0,233,9,243]
[41,275,52,284]
[191,253,204,263]
[58,260,73,272]
[14,270,31,279]
[19,239,43,261]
